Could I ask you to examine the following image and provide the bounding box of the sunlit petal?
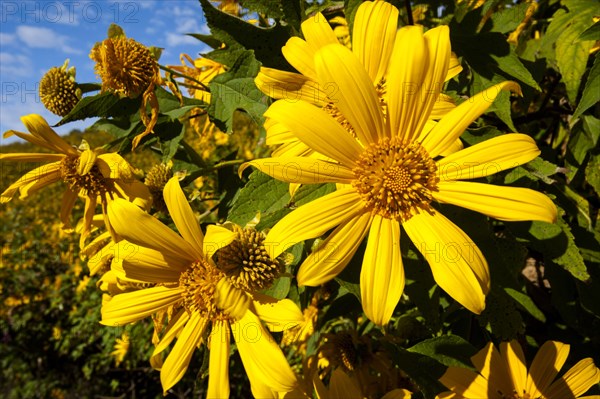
[164,177,204,258]
[526,341,570,397]
[101,286,183,326]
[241,157,354,184]
[207,320,230,399]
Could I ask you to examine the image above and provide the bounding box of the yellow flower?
[39,59,81,117]
[255,1,462,159]
[111,332,130,367]
[1,114,150,242]
[314,369,412,399]
[243,25,557,326]
[102,177,303,397]
[437,340,600,398]
[169,54,226,103]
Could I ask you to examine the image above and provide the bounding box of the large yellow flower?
[1,114,149,241]
[255,1,462,160]
[102,177,303,397]
[437,340,600,398]
[244,25,557,326]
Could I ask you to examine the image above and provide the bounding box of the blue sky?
[1,0,213,145]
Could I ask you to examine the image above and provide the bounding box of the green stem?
[404,0,414,25]
[159,64,209,91]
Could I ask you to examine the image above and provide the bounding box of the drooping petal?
[265,188,364,258]
[386,26,427,141]
[315,43,386,144]
[264,99,362,166]
[101,286,184,326]
[251,294,304,332]
[152,309,190,359]
[434,181,558,223]
[96,152,133,179]
[107,198,196,262]
[526,341,570,397]
[353,0,398,84]
[203,224,237,259]
[546,358,600,398]
[0,162,61,203]
[207,320,230,399]
[437,134,540,181]
[161,312,207,394]
[241,157,354,184]
[360,216,403,326]
[234,311,298,393]
[501,340,528,395]
[164,177,204,258]
[420,81,521,157]
[18,167,62,199]
[60,188,78,230]
[446,52,463,81]
[255,67,327,105]
[403,211,489,314]
[297,212,372,286]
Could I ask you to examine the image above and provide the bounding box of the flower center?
[352,137,438,221]
[179,259,229,321]
[320,332,360,372]
[39,65,79,117]
[60,155,111,197]
[215,227,282,292]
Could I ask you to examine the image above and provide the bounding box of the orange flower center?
[179,259,229,321]
[352,137,438,221]
[60,155,111,197]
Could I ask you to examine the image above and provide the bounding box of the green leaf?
[240,0,284,19]
[572,53,600,122]
[577,20,600,42]
[568,115,600,165]
[490,2,531,34]
[155,86,204,118]
[585,154,600,195]
[55,92,140,126]
[198,0,292,70]
[228,170,291,227]
[491,49,541,91]
[408,335,478,369]
[208,51,268,132]
[505,157,560,185]
[261,276,291,300]
[504,287,546,322]
[344,0,363,37]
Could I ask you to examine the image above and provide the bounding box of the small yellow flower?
[437,340,600,398]
[111,332,130,367]
[39,59,81,117]
[102,177,304,396]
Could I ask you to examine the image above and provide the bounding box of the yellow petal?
[113,179,151,210]
[0,153,65,162]
[60,188,78,230]
[439,365,490,397]
[21,114,78,155]
[0,162,61,203]
[18,167,62,199]
[115,242,187,283]
[470,342,514,395]
[501,340,527,395]
[411,26,451,140]
[256,67,327,105]
[241,157,354,184]
[301,12,338,49]
[282,37,317,79]
[297,212,371,286]
[437,134,540,181]
[216,278,251,321]
[315,43,386,144]
[161,312,207,394]
[264,100,362,166]
[107,198,196,262]
[361,216,403,326]
[77,149,97,175]
[526,341,570,397]
[386,25,427,141]
[430,94,457,120]
[203,224,237,259]
[446,52,463,81]
[546,357,600,398]
[353,0,398,84]
[403,211,489,314]
[251,294,304,332]
[381,389,413,399]
[207,320,230,399]
[265,188,364,258]
[421,81,522,157]
[164,177,204,258]
[329,369,363,399]
[96,152,133,179]
[233,311,298,393]
[3,129,59,152]
[435,181,558,223]
[439,138,464,157]
[152,309,190,360]
[101,286,184,326]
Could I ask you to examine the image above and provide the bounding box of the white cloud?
[166,32,199,47]
[0,33,16,46]
[16,26,83,54]
[0,52,33,77]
